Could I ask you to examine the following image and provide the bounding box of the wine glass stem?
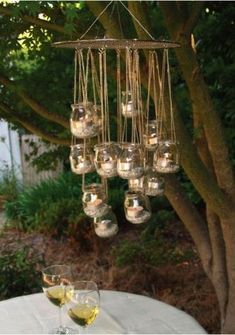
[59,305,63,328]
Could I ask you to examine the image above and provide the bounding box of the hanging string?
[158,49,167,140]
[73,49,78,104]
[90,50,97,107]
[103,49,111,143]
[78,50,87,102]
[116,49,122,143]
[166,49,176,143]
[99,49,105,143]
[119,0,155,40]
[79,1,114,40]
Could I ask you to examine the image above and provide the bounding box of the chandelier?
[53,1,180,238]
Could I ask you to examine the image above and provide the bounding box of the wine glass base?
[50,326,78,334]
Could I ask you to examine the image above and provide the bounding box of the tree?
[0,1,235,332]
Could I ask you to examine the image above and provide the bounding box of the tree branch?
[0,101,70,146]
[0,74,69,129]
[0,5,66,35]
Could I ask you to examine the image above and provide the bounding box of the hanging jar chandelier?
[53,1,180,238]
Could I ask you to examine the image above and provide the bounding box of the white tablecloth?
[0,290,206,334]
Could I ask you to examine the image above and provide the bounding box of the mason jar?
[94,143,118,178]
[121,91,139,118]
[70,102,100,138]
[82,183,109,218]
[144,168,165,196]
[128,176,144,192]
[69,144,95,174]
[94,209,119,238]
[143,120,160,151]
[153,140,180,173]
[124,190,151,224]
[117,143,144,179]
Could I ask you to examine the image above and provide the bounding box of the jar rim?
[125,190,145,197]
[94,142,120,149]
[70,143,92,149]
[120,142,142,149]
[71,101,93,108]
[83,183,104,191]
[158,139,179,146]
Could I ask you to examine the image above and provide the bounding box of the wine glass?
[66,280,100,333]
[42,264,75,334]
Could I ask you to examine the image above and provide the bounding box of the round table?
[0,290,206,334]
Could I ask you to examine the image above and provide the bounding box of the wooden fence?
[20,135,63,186]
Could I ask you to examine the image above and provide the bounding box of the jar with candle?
[128,176,144,192]
[153,140,180,173]
[82,183,109,218]
[69,144,95,174]
[144,168,165,196]
[94,209,119,238]
[121,91,139,118]
[124,190,151,224]
[70,102,100,138]
[143,120,159,151]
[117,143,144,179]
[94,143,118,178]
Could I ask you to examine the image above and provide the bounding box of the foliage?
[0,245,43,300]
[4,172,83,234]
[0,164,21,201]
[113,229,195,268]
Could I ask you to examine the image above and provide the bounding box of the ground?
[0,212,220,333]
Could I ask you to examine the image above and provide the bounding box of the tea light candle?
[122,102,133,113]
[119,162,131,171]
[149,137,158,145]
[98,219,111,230]
[127,206,143,218]
[101,161,116,170]
[157,157,171,168]
[148,181,160,189]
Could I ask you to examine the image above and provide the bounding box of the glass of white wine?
[42,264,75,334]
[66,280,100,333]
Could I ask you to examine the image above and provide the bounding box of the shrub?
[0,245,44,300]
[112,230,195,268]
[0,165,21,201]
[4,172,84,234]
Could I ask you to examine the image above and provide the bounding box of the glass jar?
[70,102,100,138]
[144,168,165,196]
[94,143,118,178]
[153,140,180,173]
[128,176,144,192]
[124,190,151,224]
[69,144,95,174]
[94,209,119,238]
[117,143,144,179]
[82,183,109,218]
[143,120,160,151]
[93,104,102,131]
[121,91,139,118]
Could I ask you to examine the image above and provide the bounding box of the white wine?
[68,304,99,327]
[45,286,69,306]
